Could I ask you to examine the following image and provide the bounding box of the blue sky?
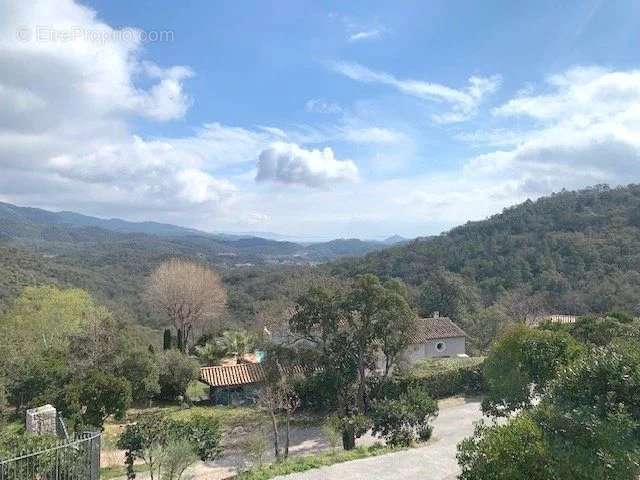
[2,0,640,240]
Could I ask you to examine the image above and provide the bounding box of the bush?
[482,326,581,417]
[372,357,485,402]
[117,412,222,479]
[292,371,340,411]
[158,350,199,401]
[371,386,438,446]
[457,414,552,480]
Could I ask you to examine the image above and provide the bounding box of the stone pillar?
[26,404,57,436]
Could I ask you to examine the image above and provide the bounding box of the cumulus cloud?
[465,66,640,196]
[331,61,501,123]
[255,142,359,188]
[0,0,264,224]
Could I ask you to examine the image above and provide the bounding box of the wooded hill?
[3,184,640,333]
[334,184,640,316]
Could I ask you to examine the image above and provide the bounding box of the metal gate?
[0,432,100,480]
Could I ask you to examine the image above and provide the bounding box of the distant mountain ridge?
[0,201,403,263]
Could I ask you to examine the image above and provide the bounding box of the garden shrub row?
[375,357,486,400]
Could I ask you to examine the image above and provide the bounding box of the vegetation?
[290,274,416,449]
[236,443,394,480]
[459,323,640,479]
[374,357,485,402]
[334,184,640,349]
[158,350,200,401]
[117,413,222,479]
[144,259,226,352]
[370,386,438,446]
[481,326,581,416]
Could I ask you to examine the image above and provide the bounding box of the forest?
[3,184,640,350]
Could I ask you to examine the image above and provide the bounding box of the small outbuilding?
[199,363,265,405]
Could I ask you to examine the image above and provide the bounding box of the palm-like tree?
[220,330,256,364]
[194,342,225,366]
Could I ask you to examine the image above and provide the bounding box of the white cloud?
[0,0,273,224]
[332,61,501,123]
[305,98,343,114]
[348,29,381,42]
[255,142,359,188]
[341,126,404,144]
[465,66,640,196]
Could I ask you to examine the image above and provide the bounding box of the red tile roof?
[199,363,307,388]
[200,363,266,388]
[408,316,466,343]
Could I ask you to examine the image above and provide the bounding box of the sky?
[1,0,640,240]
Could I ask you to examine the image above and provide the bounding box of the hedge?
[373,357,486,400]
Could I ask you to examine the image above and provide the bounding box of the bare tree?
[256,384,284,459]
[145,259,226,352]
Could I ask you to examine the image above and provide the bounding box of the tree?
[256,384,284,460]
[117,349,160,404]
[145,259,226,352]
[158,350,199,401]
[457,414,553,480]
[290,274,415,449]
[371,386,438,446]
[163,329,173,350]
[482,325,581,417]
[64,370,131,430]
[459,342,640,479]
[194,342,225,367]
[219,330,256,364]
[418,269,479,322]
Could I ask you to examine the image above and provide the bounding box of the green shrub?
[117,412,222,479]
[371,386,438,446]
[158,350,199,401]
[373,357,485,401]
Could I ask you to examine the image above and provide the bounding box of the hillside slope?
[334,184,640,315]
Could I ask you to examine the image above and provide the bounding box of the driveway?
[273,396,486,480]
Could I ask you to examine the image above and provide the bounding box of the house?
[401,312,467,363]
[199,363,265,405]
[199,362,306,405]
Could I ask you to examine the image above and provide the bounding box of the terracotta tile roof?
[199,363,307,388]
[408,316,466,343]
[200,363,266,388]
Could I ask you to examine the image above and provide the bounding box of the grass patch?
[186,380,209,400]
[100,463,148,480]
[236,444,396,480]
[124,404,266,432]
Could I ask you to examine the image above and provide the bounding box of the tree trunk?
[270,411,280,459]
[342,428,355,450]
[284,411,291,458]
[357,361,367,412]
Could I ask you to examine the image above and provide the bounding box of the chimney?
[433,311,439,318]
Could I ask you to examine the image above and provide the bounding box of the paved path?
[274,397,485,480]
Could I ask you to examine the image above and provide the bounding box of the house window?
[435,341,446,352]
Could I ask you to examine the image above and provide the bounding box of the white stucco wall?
[402,337,466,363]
[376,336,466,371]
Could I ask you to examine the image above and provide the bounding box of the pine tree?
[163,328,172,351]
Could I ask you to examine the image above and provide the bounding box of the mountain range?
[0,201,407,264]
